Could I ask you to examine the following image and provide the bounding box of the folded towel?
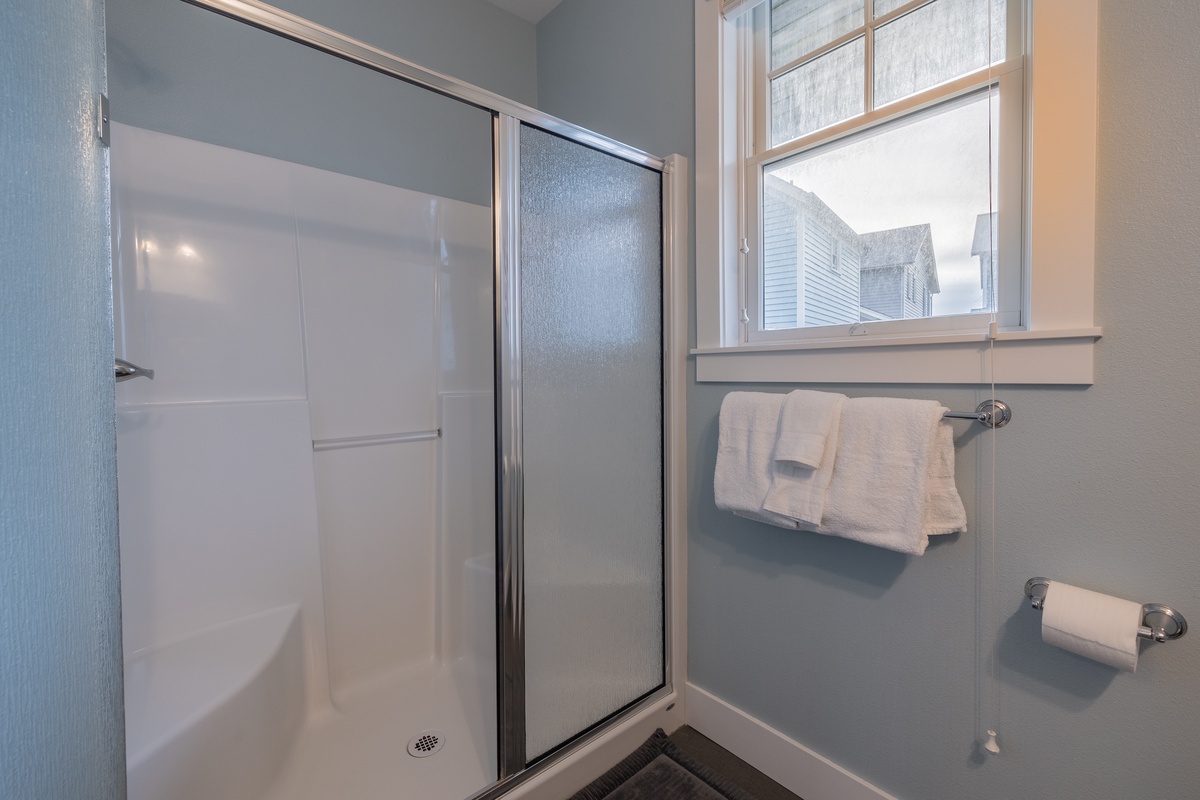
[714,392,804,529]
[772,389,847,469]
[761,392,846,526]
[813,397,966,555]
[923,422,969,537]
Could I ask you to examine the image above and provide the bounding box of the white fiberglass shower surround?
[109,1,686,799]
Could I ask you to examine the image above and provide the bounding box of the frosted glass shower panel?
[519,125,665,762]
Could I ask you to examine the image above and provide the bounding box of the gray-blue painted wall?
[270,0,538,107]
[538,2,1200,799]
[105,0,539,205]
[0,2,124,799]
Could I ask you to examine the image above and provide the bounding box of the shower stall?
[108,1,686,798]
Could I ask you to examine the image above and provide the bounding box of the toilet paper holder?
[1024,578,1188,643]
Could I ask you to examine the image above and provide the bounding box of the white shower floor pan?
[261,659,497,800]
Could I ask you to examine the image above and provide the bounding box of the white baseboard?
[685,682,898,800]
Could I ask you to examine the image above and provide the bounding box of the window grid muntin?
[770,36,866,147]
[752,55,1022,167]
[768,0,937,83]
[770,0,865,71]
[767,0,1005,149]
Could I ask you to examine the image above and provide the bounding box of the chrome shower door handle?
[115,358,155,382]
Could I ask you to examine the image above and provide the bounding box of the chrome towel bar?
[943,399,1011,428]
[1024,577,1188,643]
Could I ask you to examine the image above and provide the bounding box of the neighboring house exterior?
[859,224,938,321]
[763,178,862,329]
[971,211,998,313]
[762,176,941,328]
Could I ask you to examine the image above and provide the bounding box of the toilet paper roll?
[1042,581,1143,671]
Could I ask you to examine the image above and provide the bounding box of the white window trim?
[694,0,1101,385]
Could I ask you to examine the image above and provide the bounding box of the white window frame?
[695,0,1101,385]
[746,1,1023,345]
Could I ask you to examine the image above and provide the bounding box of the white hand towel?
[761,392,845,527]
[814,397,966,555]
[923,421,968,538]
[714,392,804,529]
[772,390,847,469]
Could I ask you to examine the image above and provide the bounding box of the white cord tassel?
[984,729,1000,755]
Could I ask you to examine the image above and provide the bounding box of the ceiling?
[483,0,565,25]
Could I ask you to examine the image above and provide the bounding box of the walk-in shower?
[107,1,684,798]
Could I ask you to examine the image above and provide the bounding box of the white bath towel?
[923,422,969,537]
[772,389,847,469]
[714,392,804,529]
[813,397,967,555]
[761,391,846,527]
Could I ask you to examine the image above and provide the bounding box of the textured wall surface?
[273,0,539,107]
[538,2,1200,799]
[105,0,528,205]
[0,2,124,799]
[536,0,695,161]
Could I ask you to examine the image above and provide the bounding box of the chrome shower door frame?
[493,114,526,779]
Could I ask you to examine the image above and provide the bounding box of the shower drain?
[407,730,445,758]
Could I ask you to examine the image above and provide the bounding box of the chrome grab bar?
[115,358,155,382]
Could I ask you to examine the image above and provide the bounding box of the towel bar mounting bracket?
[115,358,154,382]
[943,399,1011,428]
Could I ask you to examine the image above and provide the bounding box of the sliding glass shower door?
[501,123,666,766]
[108,3,500,798]
[110,2,671,794]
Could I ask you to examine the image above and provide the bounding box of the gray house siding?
[802,221,859,326]
[763,185,800,328]
[763,178,861,329]
[901,260,933,318]
[763,183,942,329]
[860,265,904,320]
[859,224,937,321]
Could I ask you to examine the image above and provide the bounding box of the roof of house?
[763,176,861,244]
[859,224,940,293]
[972,212,998,257]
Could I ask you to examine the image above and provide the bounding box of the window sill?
[691,328,1101,385]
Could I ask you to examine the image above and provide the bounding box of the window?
[747,0,1020,341]
[695,0,1102,385]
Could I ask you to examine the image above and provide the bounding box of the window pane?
[771,37,865,147]
[771,0,865,69]
[873,0,1006,108]
[762,90,997,330]
[873,0,903,15]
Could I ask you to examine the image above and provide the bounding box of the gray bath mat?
[569,729,759,800]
